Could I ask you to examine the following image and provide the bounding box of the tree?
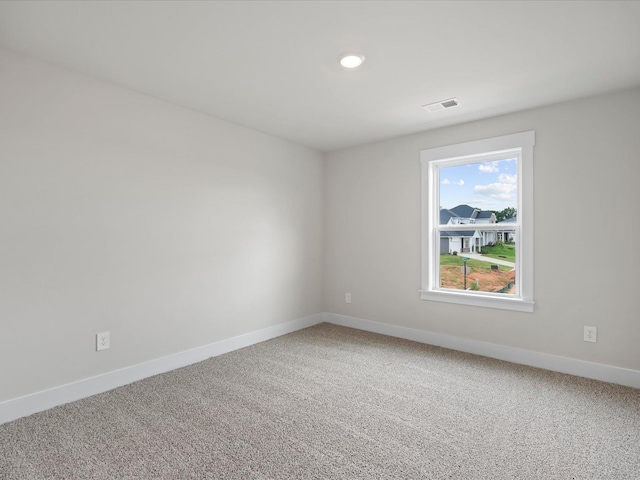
[491,207,517,222]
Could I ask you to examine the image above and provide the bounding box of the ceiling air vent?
[423,98,460,112]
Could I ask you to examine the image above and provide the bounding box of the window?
[420,131,535,312]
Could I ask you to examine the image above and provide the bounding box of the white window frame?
[420,131,535,312]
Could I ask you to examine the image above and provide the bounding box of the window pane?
[439,232,516,294]
[439,158,518,226]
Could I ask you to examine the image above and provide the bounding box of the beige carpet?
[1,323,639,479]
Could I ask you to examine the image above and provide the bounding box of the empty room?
[1,1,639,478]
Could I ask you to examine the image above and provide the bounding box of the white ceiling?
[1,1,639,152]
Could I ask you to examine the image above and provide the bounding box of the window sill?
[419,289,535,312]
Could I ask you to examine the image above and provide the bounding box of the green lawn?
[479,243,516,263]
[440,254,511,272]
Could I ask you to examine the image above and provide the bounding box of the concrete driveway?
[462,251,515,269]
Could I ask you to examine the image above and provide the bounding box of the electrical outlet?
[583,326,597,343]
[345,292,352,304]
[96,331,110,351]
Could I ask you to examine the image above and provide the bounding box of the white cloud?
[479,162,499,173]
[498,173,517,184]
[474,182,517,200]
[442,178,464,186]
[465,198,493,205]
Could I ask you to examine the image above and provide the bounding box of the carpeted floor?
[1,323,639,479]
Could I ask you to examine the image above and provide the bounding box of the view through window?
[438,158,518,294]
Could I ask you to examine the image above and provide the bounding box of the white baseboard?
[325,312,640,390]
[4,311,637,426]
[0,313,324,426]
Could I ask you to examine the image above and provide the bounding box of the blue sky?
[439,158,518,212]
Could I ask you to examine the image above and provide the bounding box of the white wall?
[324,86,640,372]
[2,45,639,409]
[0,49,324,403]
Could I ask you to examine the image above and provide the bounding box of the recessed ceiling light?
[339,53,365,69]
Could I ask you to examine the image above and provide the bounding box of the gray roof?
[448,204,496,221]
[441,204,494,236]
[499,216,517,223]
[441,230,476,237]
[450,204,478,219]
[439,208,459,225]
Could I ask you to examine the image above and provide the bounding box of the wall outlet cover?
[97,331,110,351]
[583,326,597,343]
